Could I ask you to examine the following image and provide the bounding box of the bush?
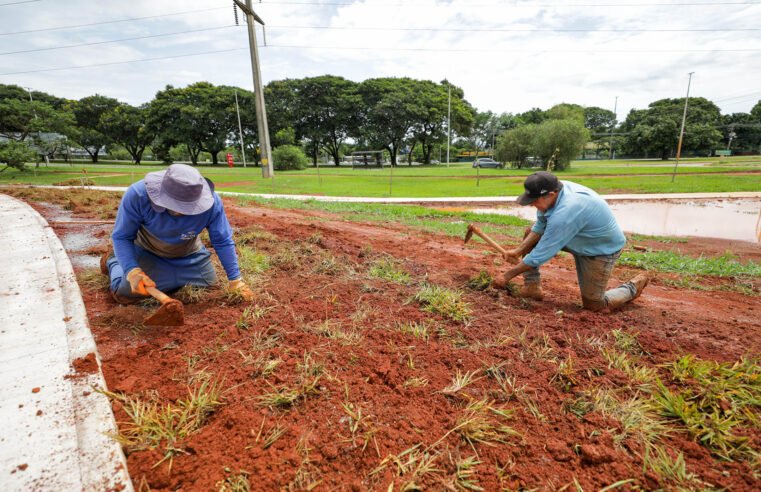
[0,140,35,171]
[272,145,308,170]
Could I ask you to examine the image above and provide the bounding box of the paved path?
[0,194,132,491]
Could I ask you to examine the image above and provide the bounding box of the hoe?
[463,224,508,256]
[143,286,184,326]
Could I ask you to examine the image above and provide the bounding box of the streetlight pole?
[234,89,247,168]
[671,72,694,183]
[235,0,273,178]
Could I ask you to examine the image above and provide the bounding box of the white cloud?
[0,0,759,119]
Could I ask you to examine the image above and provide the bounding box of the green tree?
[517,107,546,126]
[100,104,155,163]
[495,124,536,168]
[70,94,120,162]
[358,77,419,167]
[532,119,589,170]
[148,82,239,165]
[546,103,585,124]
[0,140,35,172]
[621,98,722,159]
[721,112,761,153]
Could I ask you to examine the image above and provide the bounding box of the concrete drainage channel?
[0,194,132,491]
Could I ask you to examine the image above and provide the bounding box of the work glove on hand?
[502,249,521,265]
[229,278,254,302]
[126,268,156,296]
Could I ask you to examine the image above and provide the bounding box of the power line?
[265,1,761,6]
[0,25,238,56]
[0,48,245,76]
[0,0,40,6]
[714,90,761,102]
[270,24,761,33]
[0,6,228,36]
[2,43,760,77]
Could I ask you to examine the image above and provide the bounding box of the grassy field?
[1,156,760,197]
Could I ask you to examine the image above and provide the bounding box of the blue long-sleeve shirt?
[112,181,241,280]
[523,181,626,268]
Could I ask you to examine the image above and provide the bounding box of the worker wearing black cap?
[493,171,648,311]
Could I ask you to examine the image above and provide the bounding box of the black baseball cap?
[517,171,561,205]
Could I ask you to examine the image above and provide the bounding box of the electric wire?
[269,24,761,32]
[3,43,760,76]
[0,6,228,36]
[263,1,761,6]
[0,25,237,56]
[0,0,40,6]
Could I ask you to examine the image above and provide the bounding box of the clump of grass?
[465,271,492,291]
[260,423,287,449]
[441,370,483,396]
[235,227,277,246]
[591,388,670,446]
[290,434,322,490]
[654,355,761,460]
[174,285,209,304]
[601,347,658,386]
[396,320,432,341]
[368,257,411,284]
[454,399,519,448]
[312,251,346,275]
[619,250,761,277]
[340,401,379,453]
[76,268,110,290]
[249,328,283,351]
[629,233,688,244]
[371,444,442,490]
[297,351,325,378]
[258,379,320,409]
[452,455,483,491]
[413,283,472,322]
[550,356,579,392]
[240,352,282,378]
[308,320,362,345]
[403,377,429,388]
[216,468,250,492]
[437,327,470,349]
[238,246,270,276]
[611,328,645,355]
[104,379,224,470]
[643,444,702,489]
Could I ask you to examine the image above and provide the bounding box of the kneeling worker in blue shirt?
[493,171,648,311]
[101,164,253,304]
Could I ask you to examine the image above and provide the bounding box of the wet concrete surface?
[472,198,761,243]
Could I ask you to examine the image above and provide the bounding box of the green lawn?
[1,156,760,197]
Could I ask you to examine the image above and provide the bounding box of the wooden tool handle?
[470,225,508,255]
[146,286,173,305]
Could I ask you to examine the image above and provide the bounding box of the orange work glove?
[229,278,254,301]
[126,268,155,296]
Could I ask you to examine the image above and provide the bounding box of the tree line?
[1,78,759,173]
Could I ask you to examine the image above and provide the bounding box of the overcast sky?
[1,0,760,121]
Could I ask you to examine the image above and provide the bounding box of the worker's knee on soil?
[581,296,606,312]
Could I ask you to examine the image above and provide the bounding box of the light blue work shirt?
[112,181,241,280]
[523,181,626,268]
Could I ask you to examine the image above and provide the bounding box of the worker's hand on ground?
[502,249,521,264]
[126,268,155,296]
[229,278,254,301]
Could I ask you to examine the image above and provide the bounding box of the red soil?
[26,194,761,490]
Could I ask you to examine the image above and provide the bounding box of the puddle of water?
[472,199,761,243]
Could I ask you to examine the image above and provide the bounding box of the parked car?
[472,158,504,169]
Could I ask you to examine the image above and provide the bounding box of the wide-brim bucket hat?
[144,164,214,215]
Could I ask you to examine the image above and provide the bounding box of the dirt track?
[17,191,761,491]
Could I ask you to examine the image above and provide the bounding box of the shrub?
[272,144,308,170]
[0,140,35,171]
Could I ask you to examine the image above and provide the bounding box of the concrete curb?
[0,194,132,491]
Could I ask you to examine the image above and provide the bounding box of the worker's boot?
[519,282,543,301]
[629,274,650,300]
[100,250,113,275]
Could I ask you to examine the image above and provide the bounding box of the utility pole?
[234,89,247,168]
[671,72,694,183]
[446,82,451,168]
[234,0,273,178]
[609,95,618,160]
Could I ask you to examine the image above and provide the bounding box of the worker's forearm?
[503,261,533,282]
[515,231,542,256]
